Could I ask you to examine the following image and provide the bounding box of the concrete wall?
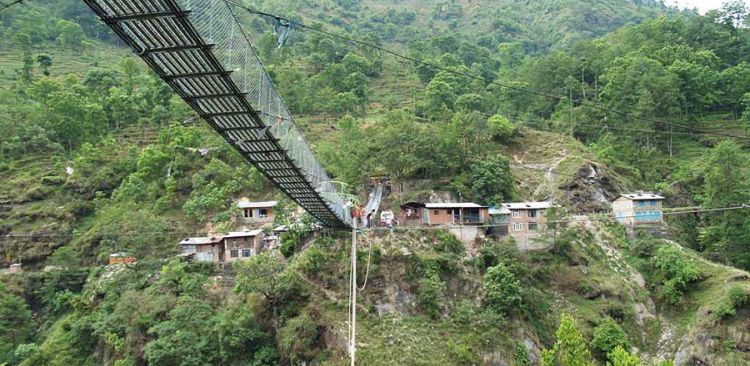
[448,226,484,245]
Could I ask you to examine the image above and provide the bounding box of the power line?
[224,0,750,142]
[0,0,23,12]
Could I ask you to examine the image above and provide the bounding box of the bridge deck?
[83,0,351,227]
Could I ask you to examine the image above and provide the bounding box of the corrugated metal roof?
[489,207,512,215]
[621,193,665,200]
[237,200,278,209]
[223,229,263,238]
[425,202,487,208]
[502,202,553,210]
[180,237,222,245]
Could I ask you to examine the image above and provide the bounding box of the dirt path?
[511,151,573,198]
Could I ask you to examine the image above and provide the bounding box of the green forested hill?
[2,0,750,365]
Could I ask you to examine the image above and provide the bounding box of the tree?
[651,246,702,304]
[14,33,33,84]
[56,19,86,50]
[36,54,53,76]
[0,285,35,365]
[144,297,215,366]
[719,62,750,117]
[703,140,750,208]
[606,346,643,366]
[591,318,629,361]
[483,262,522,316]
[234,253,301,331]
[470,155,514,206]
[667,59,718,115]
[549,314,594,366]
[699,141,750,269]
[601,54,681,119]
[487,114,515,141]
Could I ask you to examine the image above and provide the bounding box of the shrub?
[514,342,532,366]
[728,286,750,307]
[712,300,736,320]
[631,238,658,258]
[651,246,702,305]
[591,317,629,360]
[483,262,522,316]
[713,286,749,320]
[435,230,464,255]
[418,270,444,319]
[449,342,480,365]
[452,300,477,326]
[277,312,322,364]
[606,346,643,366]
[547,314,593,366]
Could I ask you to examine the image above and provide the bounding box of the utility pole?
[350,218,357,366]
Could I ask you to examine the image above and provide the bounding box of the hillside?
[3,0,750,365]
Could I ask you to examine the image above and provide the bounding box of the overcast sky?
[669,0,748,13]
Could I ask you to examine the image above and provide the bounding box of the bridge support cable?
[361,184,383,227]
[83,0,352,227]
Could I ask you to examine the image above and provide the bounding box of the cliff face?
[285,221,750,365]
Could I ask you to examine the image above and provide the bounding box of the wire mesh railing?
[183,0,351,226]
[85,0,352,227]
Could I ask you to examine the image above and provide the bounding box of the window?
[446,210,452,215]
[434,210,439,215]
[230,241,238,249]
[230,249,238,258]
[242,249,252,257]
[259,208,268,218]
[529,210,537,218]
[512,210,522,218]
[245,209,253,218]
[512,223,524,231]
[529,222,538,231]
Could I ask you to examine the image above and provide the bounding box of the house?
[488,206,511,237]
[237,200,277,224]
[423,203,489,225]
[612,193,665,226]
[108,252,136,265]
[399,201,426,226]
[9,263,22,274]
[180,236,224,262]
[223,229,264,263]
[504,202,553,235]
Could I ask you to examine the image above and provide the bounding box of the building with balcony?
[423,203,489,225]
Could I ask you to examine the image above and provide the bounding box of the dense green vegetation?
[2,0,750,365]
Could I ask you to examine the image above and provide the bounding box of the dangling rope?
[357,241,372,291]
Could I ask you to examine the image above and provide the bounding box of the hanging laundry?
[273,17,292,48]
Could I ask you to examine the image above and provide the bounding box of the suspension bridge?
[82,0,355,228]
